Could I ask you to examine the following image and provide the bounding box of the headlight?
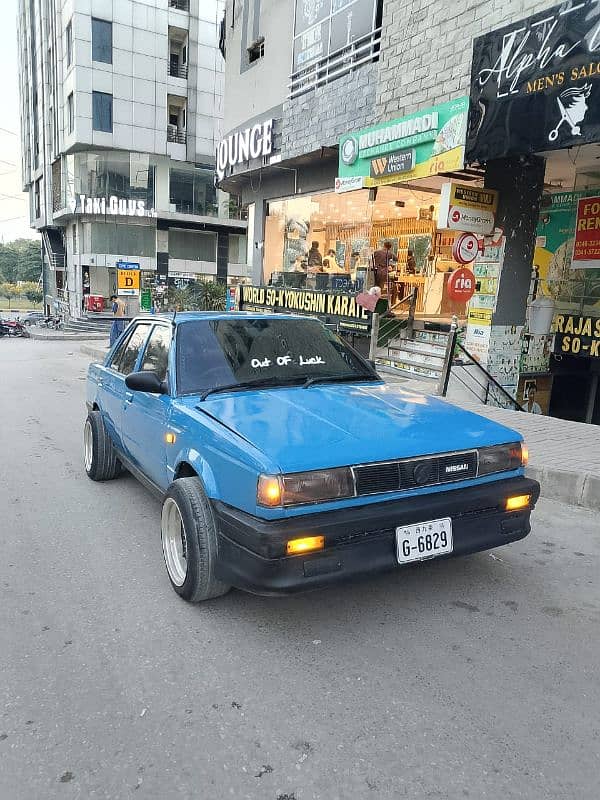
[257,468,355,507]
[478,442,525,476]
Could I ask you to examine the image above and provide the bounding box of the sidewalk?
[79,343,600,511]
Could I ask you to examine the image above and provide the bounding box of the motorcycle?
[0,318,30,337]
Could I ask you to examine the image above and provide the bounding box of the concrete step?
[388,340,446,360]
[375,356,440,380]
[413,329,449,346]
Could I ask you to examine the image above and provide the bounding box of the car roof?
[132,311,313,325]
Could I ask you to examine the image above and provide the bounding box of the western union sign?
[370,149,415,179]
[239,286,371,332]
[553,314,600,358]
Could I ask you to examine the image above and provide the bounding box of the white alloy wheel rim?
[161,498,188,587]
[84,419,93,472]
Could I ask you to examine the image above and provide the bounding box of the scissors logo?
[549,84,592,142]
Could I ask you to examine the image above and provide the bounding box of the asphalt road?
[1,339,599,800]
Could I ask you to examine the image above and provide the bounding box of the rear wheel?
[84,411,121,481]
[161,477,230,602]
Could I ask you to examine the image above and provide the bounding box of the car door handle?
[124,391,134,404]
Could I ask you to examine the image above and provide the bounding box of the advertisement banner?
[438,182,498,235]
[117,265,140,296]
[572,196,600,269]
[239,285,371,333]
[339,97,469,186]
[467,1,600,162]
[553,313,600,358]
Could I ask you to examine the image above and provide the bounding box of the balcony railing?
[289,27,382,99]
[167,127,187,145]
[169,62,188,79]
[169,0,189,11]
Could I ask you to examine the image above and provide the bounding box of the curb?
[29,329,108,342]
[80,344,109,361]
[526,464,600,512]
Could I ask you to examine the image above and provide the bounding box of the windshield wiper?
[303,373,379,389]
[200,376,305,401]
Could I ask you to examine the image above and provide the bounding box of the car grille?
[352,450,478,497]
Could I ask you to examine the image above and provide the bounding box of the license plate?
[396,518,453,564]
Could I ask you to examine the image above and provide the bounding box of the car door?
[121,323,173,490]
[99,323,153,452]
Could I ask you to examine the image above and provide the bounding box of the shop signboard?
[216,119,274,181]
[467,1,600,162]
[447,268,476,301]
[292,0,378,74]
[338,97,469,187]
[334,176,364,193]
[452,233,479,264]
[572,196,600,269]
[438,183,497,235]
[117,262,140,297]
[69,195,157,218]
[553,313,600,358]
[369,149,415,179]
[239,285,371,333]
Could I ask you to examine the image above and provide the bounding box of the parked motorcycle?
[0,318,30,337]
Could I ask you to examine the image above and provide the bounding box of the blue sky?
[0,0,34,242]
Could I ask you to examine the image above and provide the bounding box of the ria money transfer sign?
[339,98,469,187]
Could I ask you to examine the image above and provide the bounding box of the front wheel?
[161,477,230,603]
[84,411,121,481]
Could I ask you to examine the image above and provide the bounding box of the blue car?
[85,312,539,602]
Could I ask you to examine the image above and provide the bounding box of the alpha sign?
[69,195,157,217]
[468,1,600,161]
[216,119,274,181]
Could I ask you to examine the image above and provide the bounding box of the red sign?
[452,232,479,264]
[447,268,476,302]
[572,197,600,269]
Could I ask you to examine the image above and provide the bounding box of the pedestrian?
[109,294,126,347]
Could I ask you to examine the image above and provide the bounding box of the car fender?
[172,447,220,499]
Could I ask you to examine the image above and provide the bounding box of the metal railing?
[449,342,524,411]
[167,127,187,145]
[370,288,417,358]
[169,0,189,10]
[169,62,188,79]
[289,27,382,99]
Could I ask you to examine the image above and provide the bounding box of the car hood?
[186,382,521,473]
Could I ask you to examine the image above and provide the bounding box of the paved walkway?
[79,342,600,511]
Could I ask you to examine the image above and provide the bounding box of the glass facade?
[92,18,112,64]
[169,166,217,216]
[92,91,113,132]
[72,152,156,209]
[88,223,156,257]
[169,229,216,262]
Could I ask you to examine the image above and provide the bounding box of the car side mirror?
[125,371,167,394]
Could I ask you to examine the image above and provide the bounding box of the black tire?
[161,477,231,602]
[83,411,121,481]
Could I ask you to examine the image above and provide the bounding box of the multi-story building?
[17,0,249,318]
[219,0,600,426]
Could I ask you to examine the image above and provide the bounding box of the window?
[169,229,216,262]
[228,234,248,264]
[66,20,72,67]
[92,18,112,64]
[111,324,152,375]
[34,179,41,218]
[141,325,172,383]
[169,167,217,216]
[72,224,77,254]
[92,91,113,132]
[90,223,155,257]
[176,318,373,396]
[67,92,74,133]
[248,38,264,63]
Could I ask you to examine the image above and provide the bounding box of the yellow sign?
[468,307,493,326]
[447,183,498,214]
[364,146,465,188]
[117,269,140,291]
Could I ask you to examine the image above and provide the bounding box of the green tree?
[0,239,42,283]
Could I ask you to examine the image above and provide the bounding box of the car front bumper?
[212,476,540,595]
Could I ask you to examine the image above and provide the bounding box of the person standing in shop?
[307,241,323,269]
[109,294,127,347]
[372,241,397,291]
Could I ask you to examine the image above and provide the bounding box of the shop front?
[260,97,481,323]
[466,0,600,424]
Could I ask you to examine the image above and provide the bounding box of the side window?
[111,324,152,375]
[140,325,172,383]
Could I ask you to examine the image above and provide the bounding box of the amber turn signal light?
[521,444,529,467]
[165,432,176,444]
[286,536,325,556]
[257,475,282,507]
[506,494,530,512]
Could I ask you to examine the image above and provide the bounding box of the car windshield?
[176,317,376,396]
